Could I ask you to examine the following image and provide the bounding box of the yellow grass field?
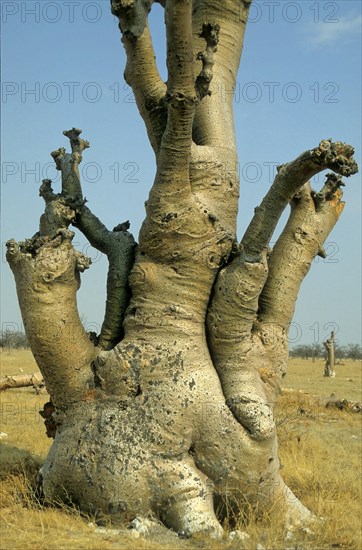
[1,350,361,549]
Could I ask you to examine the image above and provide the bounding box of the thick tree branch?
[71,201,111,251]
[156,0,196,176]
[207,143,357,437]
[6,126,138,405]
[207,140,356,351]
[258,175,348,328]
[242,140,357,259]
[188,0,252,249]
[111,1,167,152]
[55,129,137,350]
[192,0,251,152]
[166,0,195,102]
[158,3,220,178]
[7,229,97,409]
[206,253,274,438]
[74,207,136,350]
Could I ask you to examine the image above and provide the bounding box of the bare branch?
[165,0,195,102]
[207,145,357,437]
[38,179,77,237]
[6,125,137,406]
[56,129,137,350]
[37,129,92,237]
[192,0,251,151]
[74,206,136,350]
[207,139,357,355]
[39,178,57,202]
[111,1,167,152]
[241,140,357,259]
[66,198,112,252]
[51,127,89,198]
[195,23,219,101]
[311,172,345,211]
[158,2,219,178]
[155,0,197,177]
[6,230,97,409]
[258,177,349,328]
[206,250,274,438]
[63,127,90,157]
[111,0,150,38]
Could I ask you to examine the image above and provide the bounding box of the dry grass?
[1,350,361,549]
[0,349,41,378]
[285,357,362,401]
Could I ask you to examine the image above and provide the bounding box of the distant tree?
[290,343,323,361]
[290,342,361,364]
[333,343,346,361]
[290,344,309,359]
[0,329,29,353]
[323,331,336,377]
[311,342,323,362]
[346,344,362,361]
[289,346,300,359]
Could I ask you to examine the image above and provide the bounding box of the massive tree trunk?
[7,0,358,538]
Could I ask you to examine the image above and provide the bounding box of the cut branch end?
[311,173,347,211]
[313,139,358,177]
[63,127,90,155]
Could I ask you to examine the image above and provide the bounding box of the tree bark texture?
[7,0,358,537]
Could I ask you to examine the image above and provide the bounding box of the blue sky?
[1,0,361,346]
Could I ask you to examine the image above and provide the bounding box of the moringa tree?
[6,0,358,538]
[323,330,336,377]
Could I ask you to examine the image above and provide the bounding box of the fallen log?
[323,395,362,413]
[281,388,362,413]
[0,372,45,393]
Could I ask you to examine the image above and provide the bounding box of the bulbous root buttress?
[38,338,312,537]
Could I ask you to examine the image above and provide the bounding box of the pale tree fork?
[6,0,358,538]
